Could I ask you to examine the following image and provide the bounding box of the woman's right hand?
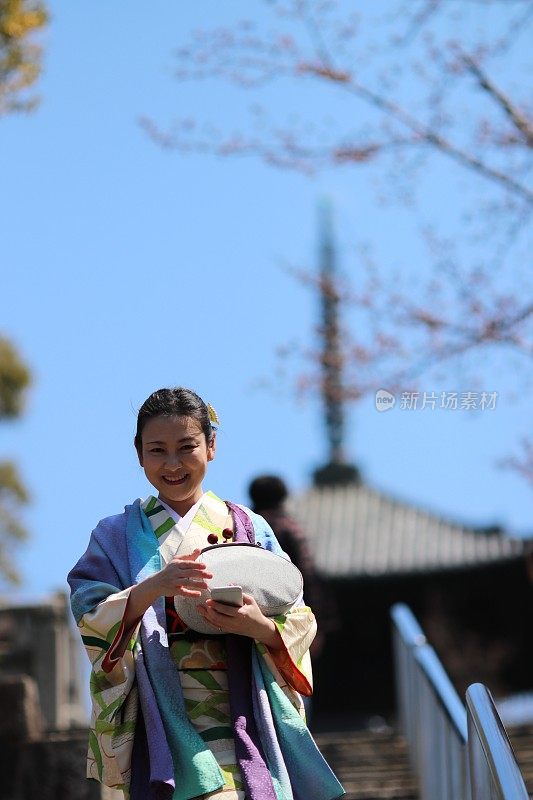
[154,548,213,597]
[121,550,212,649]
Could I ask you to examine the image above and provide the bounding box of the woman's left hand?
[198,593,282,649]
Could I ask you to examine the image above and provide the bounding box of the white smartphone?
[210,585,244,608]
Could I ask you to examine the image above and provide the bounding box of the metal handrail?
[415,644,468,742]
[391,603,470,799]
[390,602,427,649]
[391,604,529,800]
[466,683,529,800]
[390,602,427,763]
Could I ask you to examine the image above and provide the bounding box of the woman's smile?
[162,473,189,485]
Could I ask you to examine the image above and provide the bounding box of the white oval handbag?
[174,541,303,635]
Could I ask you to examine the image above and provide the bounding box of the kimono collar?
[141,491,234,566]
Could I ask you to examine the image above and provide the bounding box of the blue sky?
[1,2,531,599]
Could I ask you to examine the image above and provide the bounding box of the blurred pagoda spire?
[313,200,361,487]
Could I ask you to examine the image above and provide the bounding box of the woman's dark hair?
[134,387,213,453]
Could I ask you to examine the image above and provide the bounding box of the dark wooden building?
[290,482,531,728]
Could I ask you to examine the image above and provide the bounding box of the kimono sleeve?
[69,533,141,682]
[261,603,316,697]
[78,585,140,683]
[68,533,140,787]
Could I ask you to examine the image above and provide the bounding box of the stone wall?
[0,592,86,730]
[0,674,102,800]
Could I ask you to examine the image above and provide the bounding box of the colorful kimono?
[68,491,344,800]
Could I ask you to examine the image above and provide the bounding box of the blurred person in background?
[248,475,337,666]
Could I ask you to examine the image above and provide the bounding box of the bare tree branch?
[461,52,533,147]
[500,438,533,488]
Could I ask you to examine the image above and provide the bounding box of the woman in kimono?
[68,387,344,800]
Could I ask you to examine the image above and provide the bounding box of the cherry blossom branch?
[297,64,533,203]
[159,5,533,204]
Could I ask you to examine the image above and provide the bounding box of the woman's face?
[137,414,216,515]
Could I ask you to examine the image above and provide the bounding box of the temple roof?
[289,483,526,577]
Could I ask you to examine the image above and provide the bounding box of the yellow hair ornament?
[207,403,220,427]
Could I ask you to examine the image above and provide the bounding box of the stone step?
[507,725,533,799]
[315,730,419,800]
